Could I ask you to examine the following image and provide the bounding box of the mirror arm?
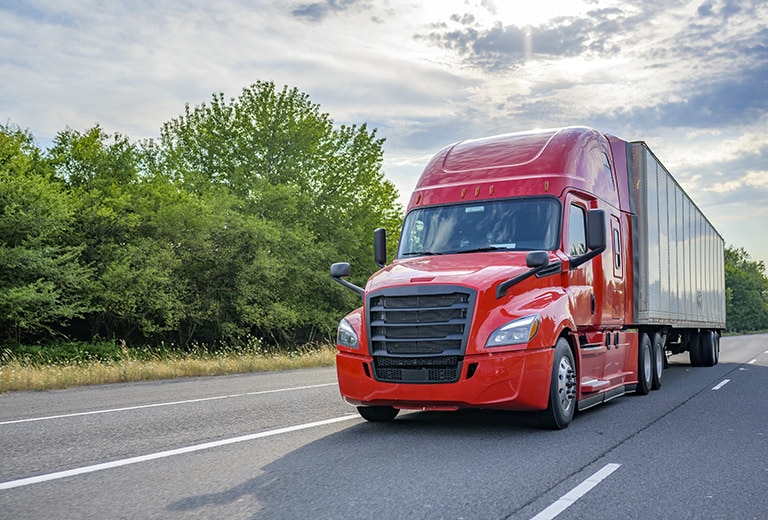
[331,276,365,300]
[569,244,606,270]
[496,263,548,299]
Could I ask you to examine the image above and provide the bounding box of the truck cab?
[331,126,722,428]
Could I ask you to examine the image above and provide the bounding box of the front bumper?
[336,347,554,412]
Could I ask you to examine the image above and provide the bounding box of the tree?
[151,81,402,343]
[724,246,768,332]
[48,126,188,342]
[2,82,403,348]
[0,124,92,341]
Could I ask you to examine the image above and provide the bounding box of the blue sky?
[2,0,767,267]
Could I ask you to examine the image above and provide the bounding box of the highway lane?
[0,335,766,519]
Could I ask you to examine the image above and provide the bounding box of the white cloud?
[1,0,768,266]
[707,170,768,194]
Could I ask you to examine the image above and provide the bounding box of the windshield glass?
[397,197,561,258]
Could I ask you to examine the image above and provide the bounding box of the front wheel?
[538,338,577,430]
[357,406,399,422]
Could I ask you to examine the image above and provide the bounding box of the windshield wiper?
[455,246,510,254]
[401,251,443,257]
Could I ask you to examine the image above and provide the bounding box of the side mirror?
[587,209,607,251]
[374,228,387,268]
[570,209,607,270]
[526,250,549,269]
[330,262,364,299]
[330,262,351,278]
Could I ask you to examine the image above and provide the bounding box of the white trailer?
[629,142,725,365]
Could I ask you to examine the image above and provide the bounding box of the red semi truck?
[330,126,725,429]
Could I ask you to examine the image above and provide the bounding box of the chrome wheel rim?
[556,355,576,413]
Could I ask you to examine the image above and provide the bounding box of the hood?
[366,253,531,293]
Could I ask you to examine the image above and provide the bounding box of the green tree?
[151,81,402,343]
[48,126,187,341]
[0,124,92,341]
[724,246,768,332]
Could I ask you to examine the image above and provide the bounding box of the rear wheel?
[714,332,720,364]
[357,406,399,422]
[651,332,664,390]
[539,338,577,430]
[689,332,703,367]
[700,330,719,367]
[636,333,652,395]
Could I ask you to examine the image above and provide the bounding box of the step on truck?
[330,126,725,429]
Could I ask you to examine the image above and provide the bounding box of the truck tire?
[700,330,719,367]
[651,332,664,390]
[357,406,399,422]
[636,333,652,395]
[689,332,703,366]
[538,338,577,430]
[714,332,720,365]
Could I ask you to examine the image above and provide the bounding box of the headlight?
[486,315,540,348]
[337,318,359,349]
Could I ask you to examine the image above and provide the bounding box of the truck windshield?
[397,198,561,258]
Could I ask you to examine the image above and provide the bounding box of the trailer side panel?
[630,142,725,329]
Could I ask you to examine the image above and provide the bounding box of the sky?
[2,0,767,267]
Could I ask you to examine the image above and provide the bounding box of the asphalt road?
[1,334,766,519]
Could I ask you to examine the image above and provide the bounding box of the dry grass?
[0,343,336,393]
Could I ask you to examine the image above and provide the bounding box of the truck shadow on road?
[166,355,761,519]
[164,397,656,519]
[165,409,554,518]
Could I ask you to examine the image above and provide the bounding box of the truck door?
[565,195,604,384]
[565,196,598,329]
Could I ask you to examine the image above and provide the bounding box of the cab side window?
[568,204,587,256]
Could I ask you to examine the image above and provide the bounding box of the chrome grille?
[368,289,472,356]
[367,286,474,384]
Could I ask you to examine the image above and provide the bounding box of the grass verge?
[0,341,336,393]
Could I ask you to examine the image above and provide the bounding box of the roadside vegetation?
[724,246,768,333]
[2,81,767,393]
[1,81,396,392]
[0,340,335,392]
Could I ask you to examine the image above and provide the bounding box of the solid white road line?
[747,358,757,364]
[0,415,358,491]
[0,383,337,425]
[712,379,730,390]
[530,463,621,520]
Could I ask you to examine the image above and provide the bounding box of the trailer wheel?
[714,332,720,365]
[636,333,652,395]
[539,338,577,430]
[357,406,399,422]
[689,333,703,367]
[700,330,719,367]
[651,332,664,390]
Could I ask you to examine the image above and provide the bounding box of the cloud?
[290,0,371,23]
[1,0,767,265]
[415,7,634,71]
